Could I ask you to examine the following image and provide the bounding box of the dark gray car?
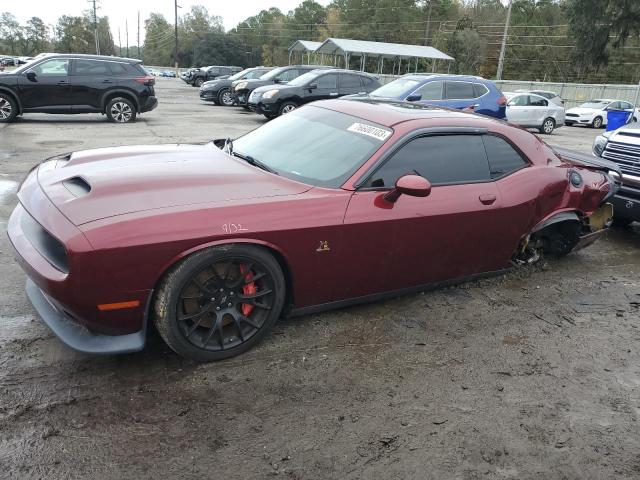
[200,67,273,106]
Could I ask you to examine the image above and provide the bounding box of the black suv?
[0,53,157,123]
[200,67,273,106]
[184,66,243,87]
[248,69,380,118]
[231,65,330,109]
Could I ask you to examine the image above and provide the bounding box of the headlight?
[235,82,248,90]
[262,89,279,99]
[592,134,608,157]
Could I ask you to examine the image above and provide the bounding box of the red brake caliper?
[240,264,256,316]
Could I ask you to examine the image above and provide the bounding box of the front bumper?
[25,279,146,354]
[233,91,249,106]
[200,89,218,101]
[141,96,158,113]
[611,190,640,220]
[565,115,594,125]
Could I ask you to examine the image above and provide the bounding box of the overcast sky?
[6,0,332,45]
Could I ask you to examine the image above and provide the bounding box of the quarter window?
[529,96,548,107]
[367,135,491,188]
[445,81,476,99]
[413,81,443,101]
[277,69,299,82]
[109,62,129,75]
[474,83,489,97]
[482,135,528,178]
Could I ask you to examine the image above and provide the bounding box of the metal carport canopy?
[288,40,322,53]
[314,38,454,61]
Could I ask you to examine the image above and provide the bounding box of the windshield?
[370,78,420,98]
[287,71,320,87]
[229,69,251,81]
[260,67,287,80]
[231,106,392,188]
[580,100,610,109]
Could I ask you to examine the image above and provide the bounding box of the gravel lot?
[1,78,639,479]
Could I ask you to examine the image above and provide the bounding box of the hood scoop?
[62,177,91,198]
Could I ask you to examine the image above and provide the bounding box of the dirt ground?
[0,78,639,480]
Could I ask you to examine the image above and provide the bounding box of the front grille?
[248,91,262,103]
[603,140,640,177]
[566,113,579,117]
[20,209,69,273]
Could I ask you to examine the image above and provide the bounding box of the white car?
[515,89,564,106]
[505,92,565,134]
[565,99,639,128]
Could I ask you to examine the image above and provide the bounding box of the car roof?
[400,73,488,82]
[309,68,378,78]
[315,98,493,128]
[33,52,142,64]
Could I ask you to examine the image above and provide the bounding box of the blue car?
[360,74,507,119]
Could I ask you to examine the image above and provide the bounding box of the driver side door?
[17,58,71,112]
[339,134,504,300]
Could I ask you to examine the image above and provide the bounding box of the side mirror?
[383,174,431,203]
[26,71,37,81]
[308,83,318,90]
[406,94,421,102]
[273,78,283,84]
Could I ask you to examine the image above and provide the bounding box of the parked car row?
[565,99,639,128]
[182,65,243,87]
[199,65,382,118]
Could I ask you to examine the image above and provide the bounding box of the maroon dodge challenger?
[8,99,619,361]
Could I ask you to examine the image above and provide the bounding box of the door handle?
[479,194,496,205]
[102,79,113,83]
[57,80,68,85]
[329,92,339,96]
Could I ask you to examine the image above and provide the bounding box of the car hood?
[202,79,231,90]
[37,143,312,226]
[566,107,599,115]
[234,78,274,90]
[253,83,295,94]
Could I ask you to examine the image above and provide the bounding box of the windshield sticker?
[347,123,391,141]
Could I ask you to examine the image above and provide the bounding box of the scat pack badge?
[316,240,331,252]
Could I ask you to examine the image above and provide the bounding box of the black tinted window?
[414,81,443,100]
[361,76,376,86]
[340,74,361,88]
[277,69,299,81]
[482,135,527,178]
[109,62,129,76]
[529,96,548,107]
[368,135,490,187]
[474,83,489,97]
[445,81,476,99]
[317,74,338,89]
[74,59,110,76]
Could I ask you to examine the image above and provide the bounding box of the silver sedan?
[505,92,566,134]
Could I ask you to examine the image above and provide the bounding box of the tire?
[194,77,204,87]
[264,113,278,120]
[153,244,286,362]
[278,101,298,116]
[539,117,555,134]
[218,88,234,107]
[105,97,136,123]
[0,93,18,123]
[592,116,603,128]
[612,216,634,228]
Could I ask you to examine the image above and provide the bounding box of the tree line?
[1,0,639,84]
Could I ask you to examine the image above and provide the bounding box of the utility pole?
[126,19,129,57]
[137,11,141,60]
[174,0,179,72]
[424,0,433,46]
[118,27,122,57]
[89,0,100,54]
[496,0,512,81]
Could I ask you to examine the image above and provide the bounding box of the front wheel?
[218,88,234,107]
[153,245,286,362]
[539,117,555,134]
[592,116,603,128]
[0,93,18,123]
[106,97,136,123]
[278,101,298,116]
[194,78,204,87]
